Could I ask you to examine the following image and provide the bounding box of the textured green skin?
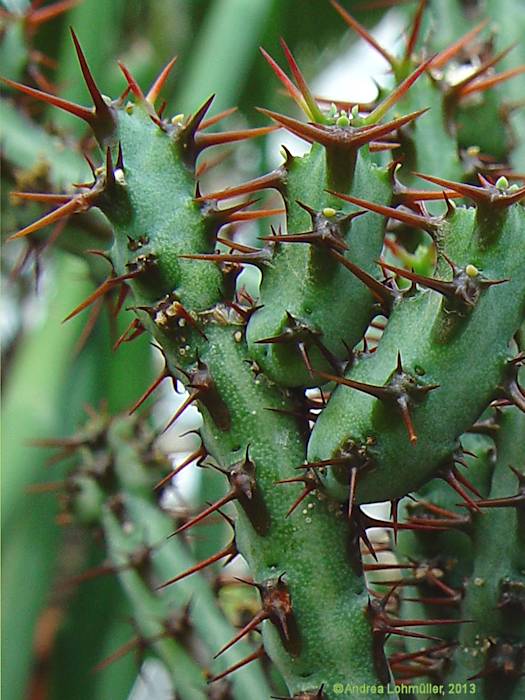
[94,103,397,699]
[246,145,390,387]
[448,408,525,698]
[308,203,525,503]
[395,434,494,654]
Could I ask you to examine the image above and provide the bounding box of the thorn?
[62,270,140,322]
[449,44,517,96]
[207,646,265,683]
[162,390,203,434]
[172,492,237,538]
[8,195,90,241]
[279,37,325,122]
[196,169,284,202]
[258,107,427,150]
[157,542,236,589]
[195,124,277,150]
[276,470,318,516]
[27,0,80,27]
[327,190,440,233]
[365,56,433,124]
[213,611,266,658]
[128,367,169,415]
[260,47,305,112]
[403,0,427,62]
[70,28,113,123]
[441,466,482,513]
[72,296,104,357]
[179,94,215,146]
[1,75,95,124]
[11,191,72,205]
[113,318,146,351]
[179,248,272,270]
[92,637,142,673]
[369,140,401,152]
[414,172,525,207]
[118,62,145,101]
[458,65,525,98]
[429,21,488,70]
[227,207,285,223]
[329,250,396,311]
[153,446,206,490]
[389,642,457,665]
[198,106,238,131]
[331,0,396,67]
[146,57,177,105]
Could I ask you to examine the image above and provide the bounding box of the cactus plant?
[1,1,524,699]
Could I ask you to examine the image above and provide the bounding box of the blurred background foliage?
[2,0,524,698]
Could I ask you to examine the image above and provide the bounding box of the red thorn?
[63,270,139,322]
[395,188,461,203]
[171,492,236,538]
[366,56,433,124]
[382,627,444,642]
[458,65,525,98]
[180,95,216,149]
[128,368,168,415]
[450,44,517,95]
[276,472,318,517]
[443,468,482,513]
[195,124,277,149]
[157,543,236,589]
[389,642,456,665]
[196,169,283,202]
[207,645,264,683]
[8,196,88,240]
[369,140,401,152]
[198,106,238,131]
[279,37,324,122]
[260,47,304,109]
[113,318,145,351]
[227,207,285,223]
[214,611,267,658]
[92,637,142,673]
[146,57,177,105]
[162,390,203,435]
[327,189,439,232]
[216,234,259,253]
[28,0,80,26]
[258,107,427,150]
[154,446,206,490]
[1,75,95,124]
[414,171,525,206]
[388,617,472,628]
[118,62,145,101]
[329,250,396,310]
[72,296,104,357]
[11,191,72,205]
[429,21,488,70]
[404,0,427,62]
[331,0,395,67]
[70,28,112,121]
